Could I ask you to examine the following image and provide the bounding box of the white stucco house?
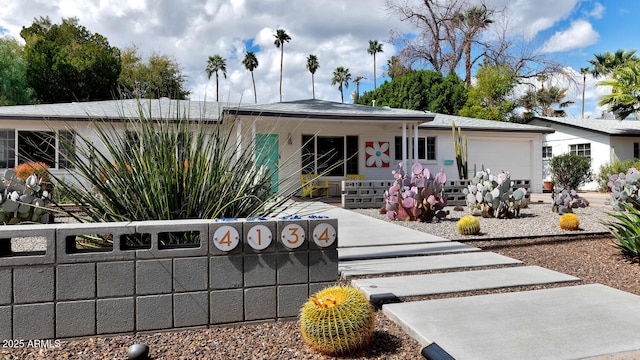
[0,98,554,197]
[527,116,640,191]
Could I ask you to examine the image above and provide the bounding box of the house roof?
[0,98,225,123]
[420,113,555,134]
[529,116,640,136]
[223,99,435,123]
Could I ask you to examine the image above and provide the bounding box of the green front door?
[255,134,279,192]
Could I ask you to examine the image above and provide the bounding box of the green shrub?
[550,153,592,190]
[602,202,640,260]
[50,100,297,230]
[596,159,640,192]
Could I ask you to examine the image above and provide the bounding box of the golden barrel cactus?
[300,285,375,356]
[457,215,480,235]
[559,213,580,230]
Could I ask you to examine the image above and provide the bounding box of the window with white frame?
[301,135,358,176]
[0,130,15,168]
[542,146,552,159]
[569,143,591,157]
[394,136,436,161]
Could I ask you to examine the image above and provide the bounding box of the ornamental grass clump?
[381,162,449,222]
[48,99,298,244]
[559,213,579,231]
[300,285,375,356]
[457,215,480,235]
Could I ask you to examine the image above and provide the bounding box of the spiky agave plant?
[300,285,375,356]
[559,213,580,230]
[457,215,480,235]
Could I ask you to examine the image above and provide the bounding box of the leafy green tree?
[331,66,351,103]
[242,51,259,104]
[386,55,409,79]
[20,17,121,103]
[355,70,466,114]
[274,29,291,102]
[305,54,319,99]
[205,54,226,102]
[518,86,574,117]
[0,37,35,105]
[367,40,383,89]
[458,62,517,121]
[118,45,189,99]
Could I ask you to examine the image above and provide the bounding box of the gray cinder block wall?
[0,217,338,340]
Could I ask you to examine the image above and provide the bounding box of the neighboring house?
[527,116,640,191]
[0,98,553,196]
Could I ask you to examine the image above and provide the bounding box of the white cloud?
[489,0,581,39]
[539,20,599,53]
[588,2,605,19]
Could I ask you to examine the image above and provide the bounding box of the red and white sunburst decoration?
[365,141,390,167]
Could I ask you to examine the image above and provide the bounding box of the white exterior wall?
[530,121,611,191]
[610,136,639,161]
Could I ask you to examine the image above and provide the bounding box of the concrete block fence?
[341,179,531,209]
[0,217,338,341]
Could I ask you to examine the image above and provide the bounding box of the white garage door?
[467,138,532,180]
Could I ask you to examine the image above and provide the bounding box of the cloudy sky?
[0,0,638,118]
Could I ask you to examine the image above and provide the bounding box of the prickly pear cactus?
[457,215,480,235]
[462,168,527,218]
[300,285,375,356]
[559,213,580,230]
[552,188,588,214]
[0,169,52,225]
[607,167,640,211]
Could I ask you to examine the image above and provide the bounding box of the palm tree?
[459,5,493,86]
[353,76,366,102]
[519,86,574,117]
[274,29,291,102]
[331,66,352,103]
[589,49,638,79]
[306,54,319,99]
[205,55,227,102]
[242,51,259,104]
[367,40,383,89]
[598,64,640,119]
[579,67,590,118]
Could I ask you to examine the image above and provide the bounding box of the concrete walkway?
[291,198,640,360]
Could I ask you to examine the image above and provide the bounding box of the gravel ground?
[2,204,639,360]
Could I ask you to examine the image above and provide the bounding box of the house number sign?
[213,226,240,251]
[247,224,272,250]
[312,223,336,247]
[280,223,305,249]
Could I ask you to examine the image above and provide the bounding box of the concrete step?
[352,266,579,302]
[383,284,640,360]
[339,252,522,279]
[338,241,479,261]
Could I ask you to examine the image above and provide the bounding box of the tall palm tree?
[331,66,352,103]
[274,29,291,102]
[353,76,366,102]
[367,40,383,89]
[205,55,227,102]
[519,86,574,117]
[580,67,590,118]
[306,54,319,99]
[242,51,259,104]
[459,5,493,86]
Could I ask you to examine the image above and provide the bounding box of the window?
[394,136,436,161]
[301,135,358,176]
[635,143,639,158]
[18,131,56,168]
[58,130,75,169]
[0,130,15,168]
[569,143,591,157]
[542,146,552,159]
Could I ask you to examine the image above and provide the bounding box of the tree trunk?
[465,41,472,86]
[373,54,377,89]
[279,47,284,102]
[216,73,219,102]
[251,71,257,104]
[581,74,586,119]
[312,73,315,99]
